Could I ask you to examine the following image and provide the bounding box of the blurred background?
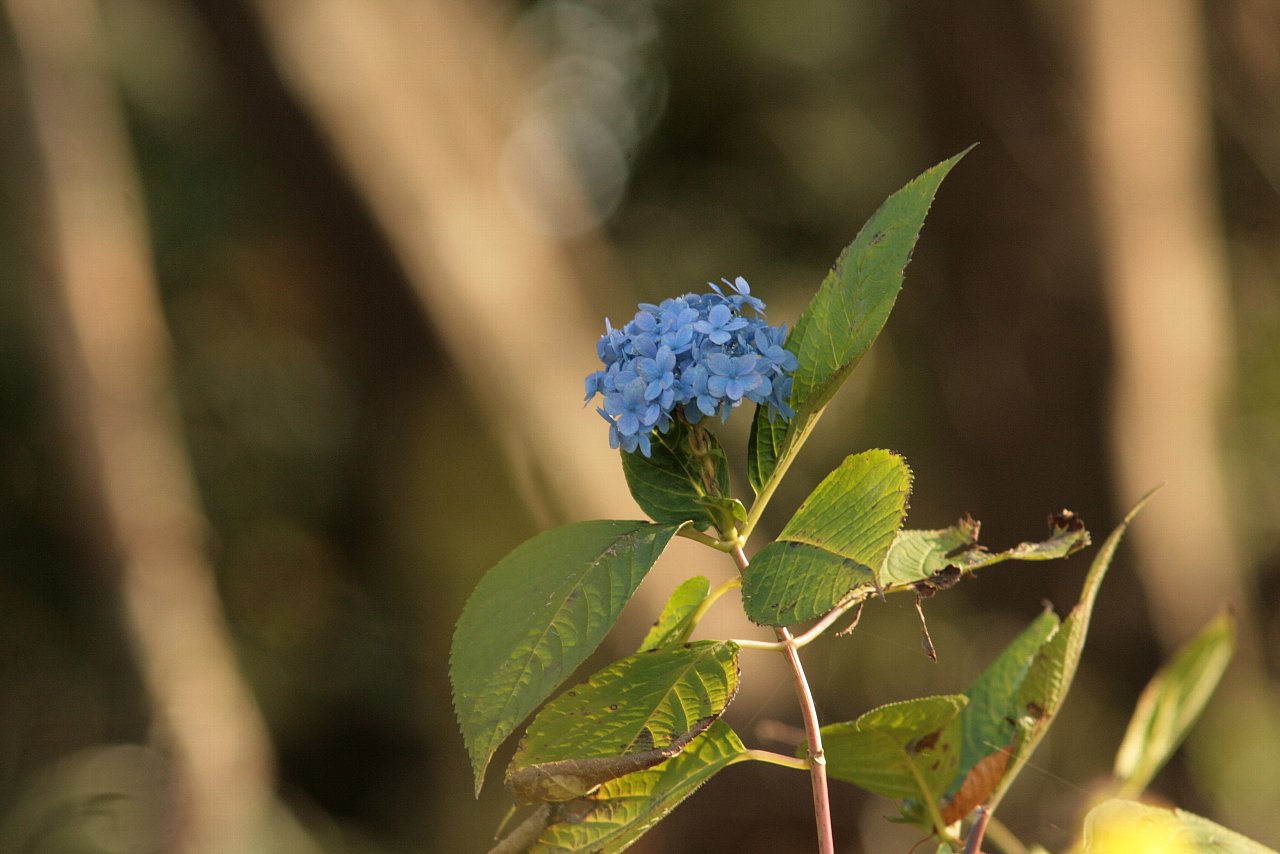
[2,0,1279,852]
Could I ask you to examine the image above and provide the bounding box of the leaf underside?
[506,640,740,803]
[451,520,684,795]
[526,720,747,853]
[638,576,711,653]
[818,694,968,809]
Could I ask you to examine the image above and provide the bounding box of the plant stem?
[677,527,739,551]
[982,815,1028,854]
[738,749,811,772]
[731,543,835,854]
[688,576,741,630]
[732,598,863,651]
[963,806,991,854]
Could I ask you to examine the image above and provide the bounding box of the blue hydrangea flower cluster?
[584,276,798,456]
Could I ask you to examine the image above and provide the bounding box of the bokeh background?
[2,1,1279,852]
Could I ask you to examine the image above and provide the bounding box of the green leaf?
[1081,799,1279,854]
[1113,611,1236,795]
[818,695,967,808]
[526,720,747,853]
[748,149,971,497]
[638,576,710,653]
[880,512,1091,591]
[938,609,1060,823]
[506,640,740,803]
[451,520,684,795]
[742,450,911,626]
[986,490,1157,812]
[621,420,742,532]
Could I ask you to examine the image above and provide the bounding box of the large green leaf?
[748,149,970,496]
[451,520,684,795]
[742,450,911,626]
[938,609,1060,824]
[621,420,743,532]
[985,492,1155,812]
[1081,799,1278,854]
[1113,611,1236,795]
[638,576,710,653]
[817,695,967,810]
[525,720,747,853]
[880,511,1091,591]
[506,640,740,803]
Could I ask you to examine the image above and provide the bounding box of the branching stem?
[677,527,741,551]
[731,543,835,854]
[731,597,863,651]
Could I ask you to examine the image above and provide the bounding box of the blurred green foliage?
[2,1,1278,852]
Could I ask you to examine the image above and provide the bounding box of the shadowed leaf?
[622,420,742,532]
[638,576,711,653]
[451,520,684,795]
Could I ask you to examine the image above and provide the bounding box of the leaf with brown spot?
[940,741,1013,825]
[815,694,967,816]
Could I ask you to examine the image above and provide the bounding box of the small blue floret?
[584,277,797,456]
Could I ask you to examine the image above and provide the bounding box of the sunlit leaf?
[638,576,710,653]
[621,420,742,532]
[749,149,971,497]
[1113,611,1236,795]
[1081,799,1278,854]
[817,695,967,811]
[506,640,740,802]
[986,490,1157,812]
[742,450,910,626]
[880,512,1091,591]
[451,520,684,795]
[940,609,1060,823]
[525,720,747,853]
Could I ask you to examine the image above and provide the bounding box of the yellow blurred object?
[1082,801,1193,854]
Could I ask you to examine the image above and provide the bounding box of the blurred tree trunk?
[233,0,638,528]
[6,0,278,850]
[1074,0,1253,651]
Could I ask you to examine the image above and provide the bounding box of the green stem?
[982,815,1029,854]
[687,576,741,631]
[741,411,823,540]
[737,749,811,772]
[901,751,961,848]
[731,543,835,854]
[677,527,739,551]
[731,598,862,652]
